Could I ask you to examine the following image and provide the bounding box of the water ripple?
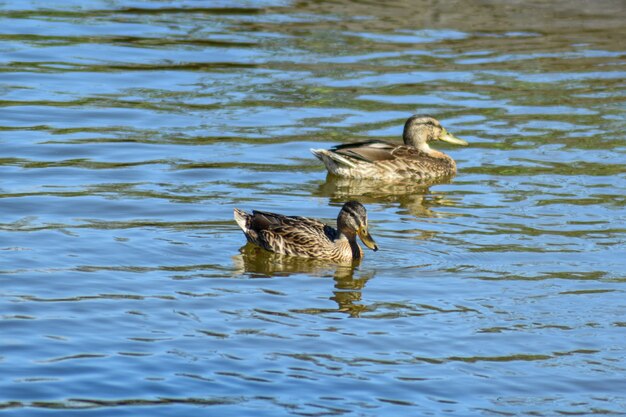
[2,0,626,416]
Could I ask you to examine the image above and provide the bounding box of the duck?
[234,201,378,262]
[310,115,468,180]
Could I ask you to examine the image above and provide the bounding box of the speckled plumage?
[311,115,468,180]
[234,201,378,262]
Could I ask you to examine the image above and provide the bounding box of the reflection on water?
[316,174,457,218]
[233,243,374,317]
[2,0,626,415]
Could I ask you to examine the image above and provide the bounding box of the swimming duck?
[234,201,378,262]
[311,115,468,180]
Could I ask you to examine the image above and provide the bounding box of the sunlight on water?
[1,0,625,416]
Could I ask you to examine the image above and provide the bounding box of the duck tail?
[233,208,251,232]
[310,148,357,169]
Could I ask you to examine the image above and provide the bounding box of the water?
[1,0,625,415]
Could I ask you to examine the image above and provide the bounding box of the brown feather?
[233,202,376,262]
[333,140,397,162]
[311,115,465,180]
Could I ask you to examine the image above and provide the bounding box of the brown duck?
[234,201,378,262]
[311,115,468,180]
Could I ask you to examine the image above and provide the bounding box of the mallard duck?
[310,115,468,180]
[234,201,378,262]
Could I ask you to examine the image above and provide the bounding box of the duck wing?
[332,140,440,164]
[249,210,339,253]
[249,210,326,231]
[331,140,397,163]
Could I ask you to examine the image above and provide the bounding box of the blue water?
[1,0,626,415]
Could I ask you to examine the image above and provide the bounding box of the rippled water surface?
[2,0,626,415]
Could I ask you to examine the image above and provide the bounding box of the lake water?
[1,1,625,416]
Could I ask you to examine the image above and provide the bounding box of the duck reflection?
[331,269,373,318]
[314,174,457,219]
[232,244,375,317]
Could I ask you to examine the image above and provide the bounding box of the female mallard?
[311,115,468,180]
[234,201,378,262]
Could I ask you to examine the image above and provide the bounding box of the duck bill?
[358,228,379,251]
[440,129,468,146]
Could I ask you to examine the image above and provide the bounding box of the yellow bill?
[358,227,379,251]
[439,128,468,146]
